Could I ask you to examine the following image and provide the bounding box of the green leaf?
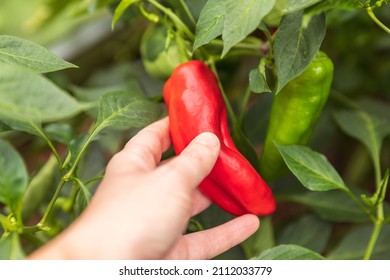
[0,62,84,122]
[288,190,370,223]
[193,0,226,50]
[276,144,348,191]
[249,58,271,94]
[278,214,331,253]
[274,11,326,93]
[2,118,44,137]
[0,121,11,132]
[221,0,276,57]
[0,35,77,73]
[0,233,25,260]
[333,110,390,165]
[0,140,28,216]
[286,0,324,10]
[254,244,325,260]
[328,224,390,260]
[44,123,73,144]
[112,0,140,29]
[95,90,161,131]
[308,0,361,13]
[265,0,326,25]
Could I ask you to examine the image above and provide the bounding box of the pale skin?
[28,117,259,260]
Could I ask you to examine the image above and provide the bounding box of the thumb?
[157,132,220,189]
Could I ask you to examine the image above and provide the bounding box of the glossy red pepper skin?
[163,60,276,216]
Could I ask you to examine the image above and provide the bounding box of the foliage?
[0,0,389,260]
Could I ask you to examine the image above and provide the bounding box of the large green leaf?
[0,140,28,216]
[193,0,276,56]
[95,90,161,131]
[333,110,390,164]
[221,0,276,57]
[328,224,390,260]
[193,0,226,50]
[254,244,325,260]
[276,144,348,191]
[288,190,370,223]
[278,214,331,253]
[0,35,76,73]
[0,62,84,122]
[273,11,326,93]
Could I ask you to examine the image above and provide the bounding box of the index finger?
[106,117,171,175]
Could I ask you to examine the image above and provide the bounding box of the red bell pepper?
[163,60,276,216]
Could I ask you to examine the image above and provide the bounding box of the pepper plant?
[0,0,389,260]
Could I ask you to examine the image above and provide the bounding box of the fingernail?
[195,132,220,148]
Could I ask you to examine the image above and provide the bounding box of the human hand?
[28,117,259,260]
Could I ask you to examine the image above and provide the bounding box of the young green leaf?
[273,11,326,93]
[0,62,84,122]
[0,35,77,73]
[193,0,226,50]
[276,144,348,191]
[0,140,28,216]
[328,224,390,260]
[249,58,271,94]
[361,169,389,207]
[221,0,276,57]
[0,233,25,260]
[333,110,390,165]
[112,0,140,29]
[254,244,325,260]
[287,190,370,223]
[278,215,331,253]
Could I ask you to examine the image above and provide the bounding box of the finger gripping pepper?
[163,60,276,216]
[259,51,334,181]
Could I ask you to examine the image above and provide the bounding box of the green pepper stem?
[366,6,390,34]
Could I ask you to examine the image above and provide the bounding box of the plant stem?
[178,0,196,26]
[63,127,99,181]
[209,61,238,125]
[148,0,195,40]
[366,6,390,34]
[238,86,252,126]
[363,143,385,259]
[38,179,66,228]
[364,213,384,259]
